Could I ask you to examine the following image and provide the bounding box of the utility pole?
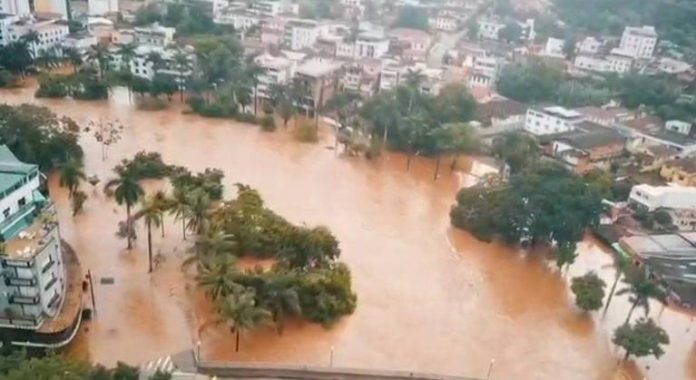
[87,270,97,316]
[487,359,495,380]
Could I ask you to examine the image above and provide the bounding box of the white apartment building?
[578,36,601,54]
[254,52,294,99]
[478,18,504,40]
[429,16,458,32]
[134,23,175,47]
[0,0,30,16]
[283,20,320,50]
[378,61,403,92]
[0,13,20,46]
[214,9,262,30]
[88,0,118,15]
[543,37,565,58]
[1,17,69,53]
[467,55,501,89]
[524,106,585,136]
[0,146,67,332]
[573,54,632,74]
[116,45,194,81]
[619,25,657,59]
[336,34,389,59]
[251,0,290,16]
[629,184,696,211]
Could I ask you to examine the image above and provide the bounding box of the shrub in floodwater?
[570,272,606,312]
[187,95,238,118]
[35,74,70,98]
[236,112,259,125]
[294,122,318,143]
[71,73,109,100]
[260,115,276,132]
[136,96,168,111]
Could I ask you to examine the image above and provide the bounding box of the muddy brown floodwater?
[1,84,695,380]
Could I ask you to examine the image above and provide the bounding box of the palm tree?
[87,44,111,78]
[402,114,427,171]
[151,190,170,237]
[169,187,191,240]
[185,226,238,269]
[138,195,162,273]
[217,287,271,352]
[603,255,632,316]
[117,43,137,99]
[186,189,211,236]
[245,61,265,115]
[173,49,191,102]
[62,47,83,73]
[196,254,239,301]
[21,30,39,59]
[617,270,666,324]
[112,173,144,250]
[58,159,86,198]
[403,69,426,113]
[260,273,301,335]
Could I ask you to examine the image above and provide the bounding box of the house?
[467,54,503,89]
[573,53,632,74]
[548,121,626,173]
[293,58,345,115]
[61,31,98,52]
[619,233,696,307]
[214,9,263,30]
[336,33,389,59]
[577,36,601,54]
[619,25,658,59]
[524,106,585,136]
[2,16,69,52]
[134,23,175,47]
[341,58,380,97]
[429,15,458,32]
[476,98,527,128]
[117,44,195,82]
[477,18,504,40]
[543,37,565,58]
[660,157,696,187]
[388,27,432,58]
[616,117,696,155]
[657,57,692,75]
[628,184,696,211]
[575,106,636,127]
[254,52,295,99]
[0,146,82,348]
[283,19,321,50]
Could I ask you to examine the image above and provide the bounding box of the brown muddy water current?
[1,85,695,380]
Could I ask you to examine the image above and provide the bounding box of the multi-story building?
[88,0,118,15]
[0,0,30,16]
[32,0,68,19]
[388,27,432,59]
[134,23,175,47]
[629,184,696,211]
[661,158,696,187]
[524,106,585,136]
[283,20,320,50]
[336,33,389,59]
[121,45,194,81]
[429,15,458,32]
[573,54,632,74]
[0,145,81,348]
[293,58,345,115]
[0,13,20,46]
[578,36,601,54]
[549,121,626,174]
[619,25,658,59]
[254,52,295,99]
[467,55,502,89]
[477,18,504,40]
[1,17,69,53]
[214,9,262,30]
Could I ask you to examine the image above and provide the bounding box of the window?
[18,197,25,208]
[3,208,9,218]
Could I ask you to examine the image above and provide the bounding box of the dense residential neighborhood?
[2,0,696,379]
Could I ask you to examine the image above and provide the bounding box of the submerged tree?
[217,287,271,352]
[613,318,669,361]
[111,171,144,250]
[571,272,606,312]
[617,270,665,324]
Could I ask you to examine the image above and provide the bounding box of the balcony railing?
[10,294,40,305]
[0,202,36,236]
[5,276,37,287]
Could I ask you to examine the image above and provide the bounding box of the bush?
[0,70,19,88]
[294,122,318,143]
[136,96,168,111]
[260,115,276,131]
[297,263,357,326]
[236,112,259,124]
[116,151,172,179]
[71,74,109,100]
[187,96,238,118]
[35,74,70,98]
[170,167,225,200]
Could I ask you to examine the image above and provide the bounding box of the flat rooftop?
[2,205,56,260]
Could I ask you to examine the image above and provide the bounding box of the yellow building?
[660,157,696,186]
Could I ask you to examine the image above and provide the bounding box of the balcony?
[0,202,37,238]
[5,276,37,287]
[9,294,40,305]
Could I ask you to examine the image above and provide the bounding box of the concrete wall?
[197,361,484,380]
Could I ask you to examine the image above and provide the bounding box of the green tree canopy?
[394,6,429,30]
[613,317,670,361]
[571,272,607,311]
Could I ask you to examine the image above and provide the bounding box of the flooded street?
[1,85,695,379]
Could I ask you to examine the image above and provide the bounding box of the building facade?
[619,25,658,59]
[0,0,30,16]
[524,106,585,136]
[283,20,320,50]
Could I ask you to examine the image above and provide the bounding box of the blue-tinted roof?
[0,145,37,196]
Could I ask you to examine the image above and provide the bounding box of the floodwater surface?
[1,84,695,380]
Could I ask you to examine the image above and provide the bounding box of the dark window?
[3,208,10,218]
[18,197,25,207]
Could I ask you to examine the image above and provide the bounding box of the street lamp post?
[487,359,495,380]
[329,345,335,368]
